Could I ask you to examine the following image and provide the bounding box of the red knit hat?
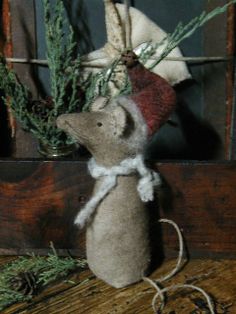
[122,51,176,136]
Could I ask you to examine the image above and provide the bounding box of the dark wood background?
[0,160,235,258]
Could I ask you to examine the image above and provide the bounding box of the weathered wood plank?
[157,162,236,258]
[0,160,236,258]
[1,258,236,314]
[0,160,91,255]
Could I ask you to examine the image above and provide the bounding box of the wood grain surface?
[0,160,236,258]
[157,162,236,258]
[0,160,91,255]
[1,257,236,314]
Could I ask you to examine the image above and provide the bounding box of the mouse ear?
[111,105,127,137]
[90,96,109,112]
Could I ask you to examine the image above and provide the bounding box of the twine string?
[143,219,215,314]
[156,219,184,283]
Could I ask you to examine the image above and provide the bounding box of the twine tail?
[143,219,215,314]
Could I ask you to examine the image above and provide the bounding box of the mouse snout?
[56,114,69,130]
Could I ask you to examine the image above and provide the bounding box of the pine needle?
[82,58,122,111]
[0,246,87,311]
[0,0,82,147]
[139,1,236,69]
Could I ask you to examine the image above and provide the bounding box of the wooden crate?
[0,159,235,258]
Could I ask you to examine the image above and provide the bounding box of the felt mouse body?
[57,98,153,288]
[57,50,176,288]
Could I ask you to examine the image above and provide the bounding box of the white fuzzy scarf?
[74,154,161,228]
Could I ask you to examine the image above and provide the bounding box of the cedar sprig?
[0,56,29,123]
[82,58,122,111]
[0,0,82,148]
[0,243,87,311]
[43,0,81,118]
[139,1,236,68]
[36,242,87,286]
[0,287,32,311]
[116,71,132,97]
[0,58,51,145]
[43,0,82,145]
[0,56,66,147]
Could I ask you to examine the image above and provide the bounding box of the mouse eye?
[97,122,103,127]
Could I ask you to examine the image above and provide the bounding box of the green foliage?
[0,287,31,311]
[82,58,132,112]
[82,59,124,111]
[0,244,87,311]
[43,0,81,117]
[0,58,51,145]
[0,57,29,120]
[117,71,132,97]
[139,1,236,69]
[0,0,82,147]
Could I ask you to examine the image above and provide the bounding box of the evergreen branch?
[0,1,82,149]
[117,71,132,96]
[0,288,32,310]
[0,59,57,145]
[81,73,99,112]
[43,0,81,118]
[81,58,121,111]
[139,1,236,69]
[0,57,32,130]
[0,246,87,311]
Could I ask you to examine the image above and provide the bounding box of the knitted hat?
[122,51,177,137]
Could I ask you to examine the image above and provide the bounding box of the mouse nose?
[56,114,69,129]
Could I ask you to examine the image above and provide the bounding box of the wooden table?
[1,257,236,314]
